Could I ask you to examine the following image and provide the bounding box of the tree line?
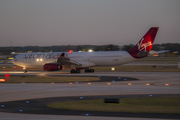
[0,43,179,55]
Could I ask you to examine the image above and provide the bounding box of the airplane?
[11,27,159,73]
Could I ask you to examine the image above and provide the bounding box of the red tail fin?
[127,27,159,59]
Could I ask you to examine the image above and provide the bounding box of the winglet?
[127,27,159,59]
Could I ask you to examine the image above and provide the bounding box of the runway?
[0,71,180,120]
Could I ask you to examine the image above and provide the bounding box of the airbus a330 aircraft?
[11,27,159,73]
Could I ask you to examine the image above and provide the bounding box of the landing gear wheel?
[85,69,95,73]
[70,69,76,73]
[70,69,81,73]
[76,70,81,73]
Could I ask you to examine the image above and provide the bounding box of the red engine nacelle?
[43,63,62,71]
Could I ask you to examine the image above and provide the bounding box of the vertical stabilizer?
[127,27,159,59]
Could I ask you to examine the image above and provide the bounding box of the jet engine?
[43,63,62,71]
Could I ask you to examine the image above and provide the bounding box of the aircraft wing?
[57,53,95,67]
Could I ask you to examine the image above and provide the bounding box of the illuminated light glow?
[36,59,39,61]
[78,51,82,52]
[69,83,73,84]
[51,82,54,84]
[165,84,169,86]
[23,67,26,70]
[69,50,73,54]
[40,59,43,61]
[153,54,158,57]
[111,67,115,71]
[146,83,150,86]
[8,57,14,59]
[173,51,178,54]
[5,74,10,77]
[107,83,111,85]
[0,79,6,82]
[2,67,6,68]
[88,83,91,85]
[88,49,93,52]
[128,83,132,85]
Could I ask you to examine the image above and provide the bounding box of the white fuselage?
[11,51,135,69]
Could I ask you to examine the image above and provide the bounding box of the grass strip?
[47,97,180,114]
[1,76,100,83]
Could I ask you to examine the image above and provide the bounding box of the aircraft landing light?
[165,84,169,86]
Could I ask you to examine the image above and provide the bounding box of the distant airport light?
[107,83,111,85]
[69,83,73,84]
[173,51,178,54]
[88,83,91,85]
[23,67,26,70]
[40,59,43,61]
[128,83,132,85]
[26,101,29,104]
[78,51,82,52]
[80,97,83,99]
[149,95,153,97]
[19,110,23,112]
[69,50,73,54]
[112,80,115,82]
[88,49,93,52]
[1,105,4,108]
[165,84,169,86]
[8,57,14,60]
[2,67,6,69]
[118,77,121,79]
[111,67,115,71]
[0,79,6,82]
[36,59,39,61]
[146,83,150,86]
[51,82,54,84]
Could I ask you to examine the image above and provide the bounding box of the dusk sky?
[0,0,180,47]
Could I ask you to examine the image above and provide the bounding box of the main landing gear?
[85,69,95,73]
[70,68,95,73]
[70,69,81,73]
[24,70,27,73]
